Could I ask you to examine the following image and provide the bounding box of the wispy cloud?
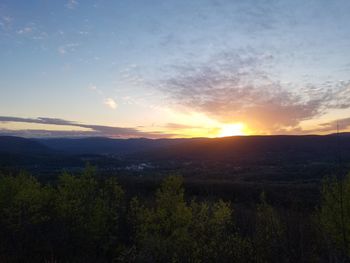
[0,116,173,138]
[89,84,104,95]
[0,15,12,30]
[58,43,79,55]
[311,117,350,133]
[14,22,48,41]
[164,123,201,130]
[66,0,78,10]
[17,26,33,35]
[159,51,350,134]
[104,98,117,110]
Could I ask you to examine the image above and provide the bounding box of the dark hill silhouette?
[1,134,350,165]
[132,134,350,164]
[2,134,350,182]
[0,136,52,155]
[36,137,192,155]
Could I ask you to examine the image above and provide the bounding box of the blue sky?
[0,0,350,138]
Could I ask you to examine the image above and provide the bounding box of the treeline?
[0,167,349,262]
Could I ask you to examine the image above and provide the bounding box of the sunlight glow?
[217,123,246,137]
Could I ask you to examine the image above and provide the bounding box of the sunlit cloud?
[311,117,350,133]
[164,123,201,130]
[159,51,350,134]
[89,85,118,110]
[104,98,117,110]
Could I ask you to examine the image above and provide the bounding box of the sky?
[0,0,350,138]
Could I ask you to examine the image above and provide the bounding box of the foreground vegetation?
[0,166,349,262]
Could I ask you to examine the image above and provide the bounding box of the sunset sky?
[1,0,350,138]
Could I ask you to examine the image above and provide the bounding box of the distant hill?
[327,132,350,137]
[0,136,52,155]
[2,134,350,164]
[2,135,350,181]
[36,137,192,155]
[133,134,350,164]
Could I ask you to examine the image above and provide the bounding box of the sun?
[217,123,246,137]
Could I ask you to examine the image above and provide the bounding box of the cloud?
[58,43,79,55]
[89,84,104,96]
[17,26,33,35]
[0,116,75,126]
[0,116,173,138]
[58,47,66,54]
[0,15,12,30]
[311,117,350,133]
[88,85,119,109]
[164,123,201,130]
[89,85,98,91]
[14,22,48,40]
[159,51,350,133]
[104,98,117,110]
[66,0,78,9]
[0,129,95,138]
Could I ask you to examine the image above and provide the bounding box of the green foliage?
[318,173,350,259]
[255,192,286,263]
[55,165,124,259]
[0,172,52,229]
[190,199,252,262]
[0,172,54,261]
[130,176,192,262]
[131,175,252,262]
[3,167,349,262]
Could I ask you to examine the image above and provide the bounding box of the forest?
[0,165,349,263]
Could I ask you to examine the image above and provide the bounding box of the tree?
[255,192,286,263]
[130,175,252,262]
[55,165,124,261]
[130,176,192,262]
[0,172,54,261]
[190,199,252,262]
[318,173,350,260]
